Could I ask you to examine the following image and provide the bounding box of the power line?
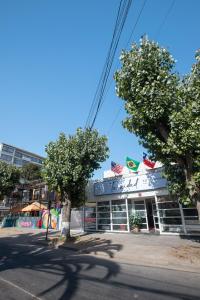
[125,0,147,47]
[90,1,131,129]
[88,0,132,129]
[85,0,132,129]
[155,0,176,38]
[85,1,125,128]
[106,0,176,137]
[105,0,147,136]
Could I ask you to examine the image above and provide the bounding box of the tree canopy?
[115,37,200,207]
[0,161,20,199]
[42,128,109,237]
[21,163,42,182]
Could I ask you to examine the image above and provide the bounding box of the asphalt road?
[0,232,200,300]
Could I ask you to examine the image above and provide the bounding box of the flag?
[126,157,140,172]
[143,152,155,168]
[111,161,123,174]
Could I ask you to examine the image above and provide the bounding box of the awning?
[21,201,47,212]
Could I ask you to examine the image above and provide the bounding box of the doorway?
[145,199,155,231]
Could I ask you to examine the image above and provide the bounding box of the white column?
[179,202,187,234]
[110,200,113,231]
[125,198,130,232]
[96,202,98,231]
[144,199,149,231]
[154,193,162,233]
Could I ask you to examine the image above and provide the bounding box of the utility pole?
[45,191,51,241]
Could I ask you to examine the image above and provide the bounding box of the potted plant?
[129,213,142,233]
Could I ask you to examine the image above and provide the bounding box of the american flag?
[111,161,123,174]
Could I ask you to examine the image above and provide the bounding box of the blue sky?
[0,0,200,178]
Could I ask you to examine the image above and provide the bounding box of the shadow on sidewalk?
[180,234,200,243]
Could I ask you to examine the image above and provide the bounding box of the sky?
[0,0,200,179]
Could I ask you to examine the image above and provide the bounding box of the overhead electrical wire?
[155,0,176,38]
[106,0,148,135]
[107,0,176,136]
[85,0,132,129]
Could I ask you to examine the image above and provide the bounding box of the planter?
[131,226,140,233]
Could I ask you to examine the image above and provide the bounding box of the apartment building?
[0,142,44,167]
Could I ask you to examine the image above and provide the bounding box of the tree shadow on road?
[0,231,200,300]
[0,231,122,299]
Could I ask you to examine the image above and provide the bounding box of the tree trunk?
[61,194,72,239]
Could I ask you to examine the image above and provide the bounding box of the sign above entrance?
[94,171,167,196]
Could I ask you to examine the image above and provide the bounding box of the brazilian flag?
[126,156,140,172]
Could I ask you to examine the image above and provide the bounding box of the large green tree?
[21,163,42,182]
[0,161,20,200]
[42,128,109,238]
[115,37,200,217]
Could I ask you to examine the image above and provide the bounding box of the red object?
[143,159,155,169]
[37,219,42,228]
[111,161,123,174]
[120,224,126,230]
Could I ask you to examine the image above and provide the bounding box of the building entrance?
[145,199,155,231]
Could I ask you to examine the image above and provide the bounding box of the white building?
[85,168,199,235]
[0,142,44,167]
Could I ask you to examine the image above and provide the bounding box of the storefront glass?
[128,199,148,230]
[84,204,96,231]
[157,196,183,233]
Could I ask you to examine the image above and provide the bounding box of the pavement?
[0,228,200,299]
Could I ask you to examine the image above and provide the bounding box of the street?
[0,231,200,300]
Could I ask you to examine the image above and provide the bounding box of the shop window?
[98,212,110,218]
[112,211,127,218]
[85,205,96,231]
[160,217,182,225]
[162,225,182,233]
[98,224,110,231]
[112,218,127,225]
[98,218,110,225]
[140,224,148,229]
[97,201,110,206]
[113,225,127,231]
[98,206,110,212]
[159,209,181,217]
[134,204,145,210]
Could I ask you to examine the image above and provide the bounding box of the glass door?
[111,199,128,231]
[97,201,111,231]
[128,199,148,230]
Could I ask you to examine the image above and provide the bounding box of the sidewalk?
[61,232,200,273]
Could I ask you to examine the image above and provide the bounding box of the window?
[15,151,23,158]
[84,205,96,231]
[128,199,148,230]
[14,158,22,166]
[2,145,14,154]
[1,154,12,162]
[157,196,183,232]
[31,157,43,164]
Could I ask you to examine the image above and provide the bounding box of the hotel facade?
[85,168,200,235]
